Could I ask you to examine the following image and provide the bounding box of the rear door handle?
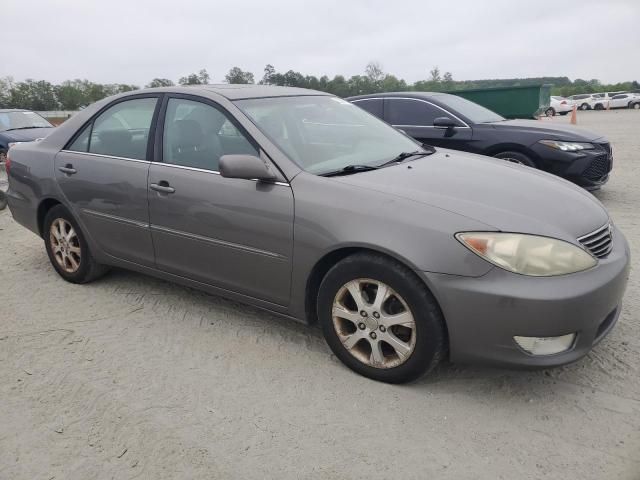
[150,182,175,194]
[58,164,77,175]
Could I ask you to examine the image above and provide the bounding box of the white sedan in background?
[608,93,640,109]
[547,96,573,116]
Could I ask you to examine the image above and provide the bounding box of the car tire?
[594,104,604,110]
[545,107,555,117]
[629,102,640,110]
[43,205,109,284]
[317,252,447,384]
[493,151,536,168]
[580,103,590,110]
[0,148,7,164]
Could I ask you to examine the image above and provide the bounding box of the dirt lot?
[1,109,639,480]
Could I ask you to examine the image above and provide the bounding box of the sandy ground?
[1,109,639,480]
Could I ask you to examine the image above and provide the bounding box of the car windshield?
[435,95,505,123]
[235,95,422,175]
[0,111,53,132]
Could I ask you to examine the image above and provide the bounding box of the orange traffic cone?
[570,105,577,125]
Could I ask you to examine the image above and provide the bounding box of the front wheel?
[630,102,640,110]
[318,253,447,383]
[43,205,109,283]
[580,103,590,110]
[493,151,536,168]
[545,107,555,117]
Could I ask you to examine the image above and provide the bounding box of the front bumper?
[424,226,630,368]
[530,141,613,190]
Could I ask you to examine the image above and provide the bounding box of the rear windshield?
[0,111,53,132]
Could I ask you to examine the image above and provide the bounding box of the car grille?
[578,223,613,258]
[582,143,612,181]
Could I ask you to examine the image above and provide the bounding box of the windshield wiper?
[320,164,380,177]
[378,145,436,168]
[4,126,44,131]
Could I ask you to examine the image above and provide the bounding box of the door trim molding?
[149,224,287,260]
[82,208,150,228]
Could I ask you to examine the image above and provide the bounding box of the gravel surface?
[1,109,638,479]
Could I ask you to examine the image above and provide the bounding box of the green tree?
[224,67,255,84]
[260,64,276,85]
[429,66,441,83]
[179,69,210,85]
[7,79,58,110]
[55,80,88,110]
[146,78,174,88]
[364,62,385,86]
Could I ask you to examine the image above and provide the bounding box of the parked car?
[608,93,640,109]
[0,109,55,162]
[348,92,613,190]
[548,96,573,116]
[6,86,629,383]
[567,94,596,110]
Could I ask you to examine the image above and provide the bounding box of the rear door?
[610,94,627,108]
[383,98,473,151]
[147,96,294,306]
[55,95,160,266]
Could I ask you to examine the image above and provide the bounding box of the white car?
[590,92,628,110]
[567,94,596,110]
[608,93,640,109]
[546,96,573,116]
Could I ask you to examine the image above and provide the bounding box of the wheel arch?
[483,143,540,165]
[304,245,446,329]
[37,197,63,237]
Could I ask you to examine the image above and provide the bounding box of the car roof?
[138,84,328,100]
[347,91,446,101]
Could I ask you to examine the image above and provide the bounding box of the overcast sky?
[4,0,639,86]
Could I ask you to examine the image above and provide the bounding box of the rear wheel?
[43,205,109,283]
[318,253,446,383]
[493,151,536,168]
[580,103,589,110]
[629,102,640,110]
[545,107,555,117]
[594,104,604,110]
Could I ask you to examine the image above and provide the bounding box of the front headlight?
[456,232,597,276]
[539,140,594,152]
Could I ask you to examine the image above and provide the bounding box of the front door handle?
[58,164,77,175]
[150,181,175,194]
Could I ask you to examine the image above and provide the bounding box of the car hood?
[334,149,609,241]
[0,127,54,142]
[487,119,603,142]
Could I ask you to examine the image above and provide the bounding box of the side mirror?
[433,117,457,129]
[219,154,277,181]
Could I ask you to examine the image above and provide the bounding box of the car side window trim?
[63,93,164,158]
[383,97,471,128]
[155,94,261,168]
[153,93,289,185]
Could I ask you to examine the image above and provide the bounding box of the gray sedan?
[6,85,630,383]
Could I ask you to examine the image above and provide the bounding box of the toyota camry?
[6,85,630,383]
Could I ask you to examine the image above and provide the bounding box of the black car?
[347,92,612,190]
[0,109,55,162]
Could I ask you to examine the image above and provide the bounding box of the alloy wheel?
[49,218,82,273]
[332,278,416,369]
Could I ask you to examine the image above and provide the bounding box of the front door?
[147,96,294,306]
[55,96,160,266]
[383,98,473,151]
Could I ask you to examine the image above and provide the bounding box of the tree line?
[1,63,637,111]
